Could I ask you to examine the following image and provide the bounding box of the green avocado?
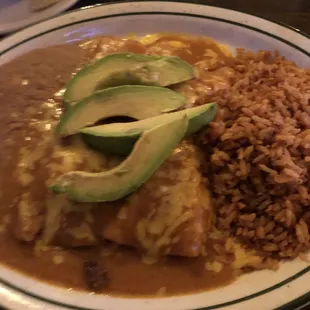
[63,53,195,105]
[51,115,188,202]
[56,85,186,137]
[81,102,218,156]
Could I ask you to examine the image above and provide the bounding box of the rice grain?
[198,50,310,260]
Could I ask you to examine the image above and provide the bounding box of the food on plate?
[0,33,309,297]
[64,53,195,105]
[43,140,212,259]
[199,50,310,260]
[51,115,189,202]
[57,85,186,136]
[81,102,217,155]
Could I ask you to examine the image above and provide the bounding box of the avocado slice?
[64,53,195,105]
[51,115,188,202]
[56,85,186,137]
[81,102,218,156]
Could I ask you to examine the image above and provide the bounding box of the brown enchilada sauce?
[0,34,236,296]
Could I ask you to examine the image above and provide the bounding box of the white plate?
[0,0,79,35]
[0,2,310,310]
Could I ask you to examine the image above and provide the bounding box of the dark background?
[0,0,309,309]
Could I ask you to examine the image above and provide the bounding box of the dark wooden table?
[0,1,309,310]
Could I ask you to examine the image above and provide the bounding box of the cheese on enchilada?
[44,141,213,257]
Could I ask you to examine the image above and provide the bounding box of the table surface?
[0,1,309,310]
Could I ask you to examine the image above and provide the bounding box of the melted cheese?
[134,143,210,257]
[53,255,65,265]
[68,222,96,242]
